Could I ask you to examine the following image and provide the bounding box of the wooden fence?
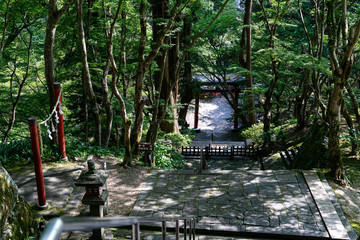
[181,145,258,160]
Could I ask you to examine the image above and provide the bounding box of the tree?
[326,0,360,181]
[258,0,292,143]
[74,0,102,146]
[239,0,256,126]
[44,0,72,142]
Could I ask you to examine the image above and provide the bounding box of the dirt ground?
[86,156,151,217]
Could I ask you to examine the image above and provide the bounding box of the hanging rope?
[39,89,63,125]
[37,89,64,142]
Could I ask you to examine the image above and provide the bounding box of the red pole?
[29,117,47,209]
[234,86,239,129]
[194,97,199,129]
[54,82,67,160]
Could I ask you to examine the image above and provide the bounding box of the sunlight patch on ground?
[186,97,233,132]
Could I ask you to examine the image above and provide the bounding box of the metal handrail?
[40,216,196,240]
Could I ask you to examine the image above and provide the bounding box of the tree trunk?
[241,0,256,126]
[326,0,360,181]
[178,15,193,127]
[75,0,102,146]
[160,22,180,133]
[0,0,11,54]
[327,75,344,180]
[263,61,279,142]
[295,72,311,129]
[341,99,357,155]
[44,0,71,142]
[81,69,89,141]
[120,10,127,98]
[100,58,114,148]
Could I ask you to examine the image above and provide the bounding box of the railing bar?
[132,223,140,240]
[184,219,187,240]
[40,218,64,240]
[176,220,179,240]
[162,221,166,240]
[192,217,196,240]
[189,218,192,239]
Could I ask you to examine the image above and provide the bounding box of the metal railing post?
[175,220,179,240]
[189,218,192,240]
[162,221,167,240]
[184,219,187,240]
[132,223,140,240]
[192,217,196,240]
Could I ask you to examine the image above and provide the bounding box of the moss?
[1,167,34,240]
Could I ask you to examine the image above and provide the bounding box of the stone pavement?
[130,168,352,239]
[6,163,84,215]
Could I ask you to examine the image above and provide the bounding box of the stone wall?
[0,166,34,240]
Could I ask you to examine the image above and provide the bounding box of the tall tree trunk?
[75,0,102,146]
[326,0,360,181]
[81,69,88,141]
[120,10,127,98]
[240,0,255,126]
[44,0,71,142]
[178,15,193,127]
[100,58,114,148]
[131,0,183,152]
[327,75,344,180]
[263,60,279,142]
[0,0,11,54]
[295,72,311,129]
[160,23,180,133]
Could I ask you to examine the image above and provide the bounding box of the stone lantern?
[75,159,109,239]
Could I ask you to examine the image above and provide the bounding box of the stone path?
[130,168,351,239]
[7,163,84,215]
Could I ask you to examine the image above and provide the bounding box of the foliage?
[341,128,360,154]
[164,132,194,149]
[239,122,265,144]
[239,118,298,145]
[152,142,185,170]
[64,135,124,160]
[291,120,329,169]
[0,139,33,166]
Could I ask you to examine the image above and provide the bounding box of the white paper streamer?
[51,121,55,132]
[47,129,53,140]
[55,111,59,124]
[59,102,63,115]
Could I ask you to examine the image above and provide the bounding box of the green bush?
[342,127,360,154]
[0,138,33,166]
[152,141,185,170]
[65,135,124,160]
[165,132,193,149]
[239,122,265,144]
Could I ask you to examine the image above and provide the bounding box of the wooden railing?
[182,145,258,160]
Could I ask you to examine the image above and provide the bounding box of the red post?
[234,86,239,129]
[54,82,67,160]
[194,97,200,129]
[29,117,47,209]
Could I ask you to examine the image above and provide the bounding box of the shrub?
[0,138,33,166]
[165,132,193,149]
[152,142,185,169]
[239,122,265,145]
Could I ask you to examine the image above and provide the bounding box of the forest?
[0,0,360,184]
